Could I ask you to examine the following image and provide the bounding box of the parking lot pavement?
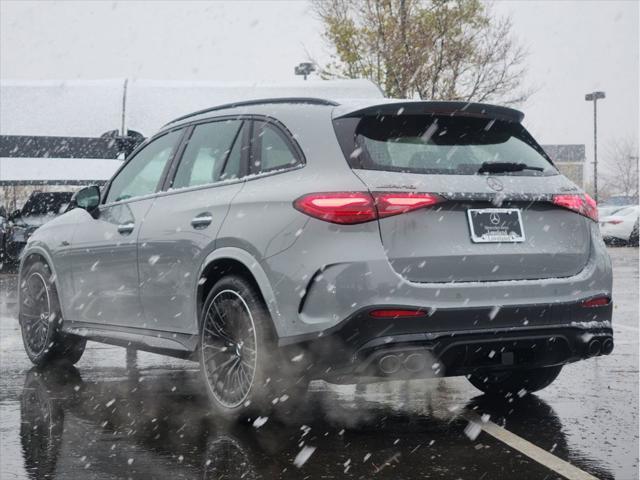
[1,248,638,479]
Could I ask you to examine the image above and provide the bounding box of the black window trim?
[100,126,187,207]
[161,117,248,192]
[154,114,305,198]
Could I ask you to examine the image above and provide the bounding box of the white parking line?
[463,411,599,480]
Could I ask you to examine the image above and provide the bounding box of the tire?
[199,275,305,419]
[468,365,562,397]
[19,259,86,366]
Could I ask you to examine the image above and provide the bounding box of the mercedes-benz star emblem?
[489,212,500,225]
[486,177,504,191]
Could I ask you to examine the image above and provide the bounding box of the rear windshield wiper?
[478,162,545,174]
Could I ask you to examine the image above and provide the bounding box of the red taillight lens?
[552,194,598,221]
[605,219,623,225]
[294,192,442,224]
[374,193,443,218]
[293,192,376,224]
[581,296,611,308]
[370,309,426,318]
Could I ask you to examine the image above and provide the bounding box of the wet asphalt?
[0,247,638,480]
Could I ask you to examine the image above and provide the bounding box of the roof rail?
[164,97,340,126]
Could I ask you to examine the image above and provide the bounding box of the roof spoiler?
[333,101,524,123]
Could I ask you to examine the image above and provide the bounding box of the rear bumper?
[298,300,614,383]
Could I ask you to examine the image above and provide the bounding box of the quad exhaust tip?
[601,338,614,355]
[378,353,428,374]
[404,353,427,372]
[378,354,402,374]
[587,339,601,357]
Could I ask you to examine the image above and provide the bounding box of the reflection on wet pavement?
[1,248,638,479]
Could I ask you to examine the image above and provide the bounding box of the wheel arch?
[196,247,283,338]
[18,246,67,320]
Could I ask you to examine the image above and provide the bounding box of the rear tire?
[468,365,562,397]
[19,259,86,366]
[199,275,306,419]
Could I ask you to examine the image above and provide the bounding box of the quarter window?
[173,120,244,189]
[253,121,300,173]
[106,129,182,203]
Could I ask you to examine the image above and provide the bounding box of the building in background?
[542,144,585,188]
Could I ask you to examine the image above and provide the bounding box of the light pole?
[585,91,605,202]
[294,62,316,80]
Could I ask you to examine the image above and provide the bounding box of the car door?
[137,118,249,333]
[68,128,184,327]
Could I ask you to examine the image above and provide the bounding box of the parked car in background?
[3,191,73,265]
[600,205,640,246]
[18,98,614,420]
[598,205,626,218]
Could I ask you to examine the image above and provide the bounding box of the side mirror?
[70,186,101,213]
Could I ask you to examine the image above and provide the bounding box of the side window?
[253,121,300,173]
[172,120,243,189]
[106,129,182,203]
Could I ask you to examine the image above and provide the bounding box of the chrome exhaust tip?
[601,338,614,355]
[587,339,601,357]
[403,353,426,373]
[379,355,401,374]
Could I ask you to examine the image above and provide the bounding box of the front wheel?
[467,365,563,397]
[19,259,86,366]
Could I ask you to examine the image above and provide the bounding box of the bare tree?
[601,137,639,200]
[313,0,531,104]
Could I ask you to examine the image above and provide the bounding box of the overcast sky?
[1,0,638,175]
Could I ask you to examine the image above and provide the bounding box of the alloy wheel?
[201,290,258,409]
[21,272,52,356]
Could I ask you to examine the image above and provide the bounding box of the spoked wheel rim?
[20,272,52,356]
[201,289,258,409]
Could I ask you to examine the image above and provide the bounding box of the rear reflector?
[294,192,443,224]
[369,309,426,318]
[552,194,598,221]
[581,296,611,308]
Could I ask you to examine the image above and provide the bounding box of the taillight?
[604,219,623,225]
[581,295,611,308]
[552,194,598,221]
[293,192,376,224]
[375,192,443,218]
[294,192,443,225]
[370,309,426,318]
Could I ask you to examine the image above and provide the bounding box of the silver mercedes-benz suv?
[18,98,613,417]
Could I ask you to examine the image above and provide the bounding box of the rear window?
[334,115,557,176]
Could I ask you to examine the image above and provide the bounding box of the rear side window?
[252,121,300,173]
[334,115,556,176]
[172,119,244,189]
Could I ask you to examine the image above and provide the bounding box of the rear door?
[137,118,248,333]
[333,108,592,283]
[69,129,184,326]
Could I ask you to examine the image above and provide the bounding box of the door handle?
[191,213,213,229]
[117,222,135,235]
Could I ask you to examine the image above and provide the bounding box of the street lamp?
[585,91,605,202]
[294,62,316,81]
